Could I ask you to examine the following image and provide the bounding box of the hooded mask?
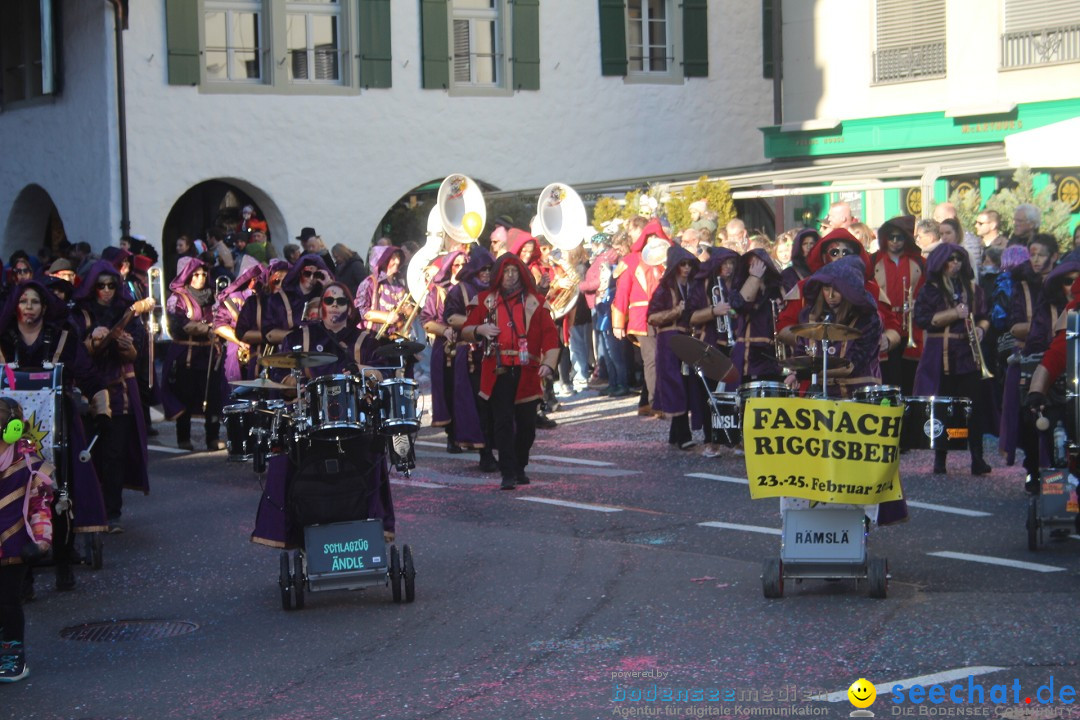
[808,228,872,277]
[0,280,70,330]
[659,245,699,288]
[803,255,877,314]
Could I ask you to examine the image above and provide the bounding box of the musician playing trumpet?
[912,243,992,476]
[868,216,923,395]
[689,247,739,457]
[355,247,408,338]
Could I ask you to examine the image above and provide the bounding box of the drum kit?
[222,340,425,474]
[667,320,973,452]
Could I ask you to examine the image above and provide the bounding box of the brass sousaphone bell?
[537,182,587,319]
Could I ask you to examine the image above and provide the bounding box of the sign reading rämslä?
[744,397,903,504]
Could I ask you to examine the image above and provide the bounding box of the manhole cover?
[60,620,199,642]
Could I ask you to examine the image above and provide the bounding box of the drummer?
[785,255,883,398]
[912,243,992,475]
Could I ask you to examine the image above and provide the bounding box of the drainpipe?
[105,0,130,238]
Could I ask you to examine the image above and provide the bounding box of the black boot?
[933,451,947,475]
[971,452,992,476]
[499,474,517,490]
[478,450,499,473]
[176,414,193,451]
[55,563,75,592]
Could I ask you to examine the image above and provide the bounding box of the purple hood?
[803,255,877,313]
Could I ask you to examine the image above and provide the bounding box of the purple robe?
[161,258,216,420]
[730,249,784,381]
[647,246,705,424]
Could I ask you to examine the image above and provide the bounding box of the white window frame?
[624,0,681,84]
[285,0,345,85]
[447,0,511,97]
[204,0,266,84]
[0,0,57,107]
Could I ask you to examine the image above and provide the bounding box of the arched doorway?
[3,184,66,267]
[162,178,283,278]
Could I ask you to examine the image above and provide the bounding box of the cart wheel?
[868,557,888,599]
[762,558,784,599]
[1026,496,1039,551]
[389,545,402,603]
[279,551,293,611]
[292,551,305,610]
[402,544,416,603]
[90,533,104,570]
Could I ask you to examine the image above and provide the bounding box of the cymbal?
[259,352,337,369]
[782,355,853,372]
[229,377,292,390]
[789,322,862,342]
[374,340,426,359]
[667,334,735,383]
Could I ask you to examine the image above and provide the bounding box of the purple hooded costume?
[730,248,784,381]
[355,247,407,333]
[72,260,149,501]
[440,247,493,449]
[647,245,702,418]
[780,229,820,293]
[213,258,265,383]
[912,244,987,395]
[689,248,740,355]
[420,251,464,428]
[161,257,217,420]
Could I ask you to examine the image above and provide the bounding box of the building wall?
[0,0,773,260]
[782,0,1080,124]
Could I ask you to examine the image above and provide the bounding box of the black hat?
[296,227,317,242]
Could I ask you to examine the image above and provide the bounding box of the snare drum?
[709,391,741,446]
[901,396,971,450]
[306,374,369,438]
[378,378,420,435]
[736,381,793,407]
[853,385,903,407]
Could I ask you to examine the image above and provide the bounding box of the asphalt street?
[5,387,1080,720]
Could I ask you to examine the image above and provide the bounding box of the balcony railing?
[1001,24,1080,69]
[873,41,946,83]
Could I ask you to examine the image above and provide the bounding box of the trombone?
[375,292,416,341]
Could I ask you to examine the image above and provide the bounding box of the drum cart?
[1025,467,1078,551]
[762,507,887,599]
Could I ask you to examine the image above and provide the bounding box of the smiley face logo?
[848,678,876,708]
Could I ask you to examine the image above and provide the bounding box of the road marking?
[517,497,622,513]
[147,445,190,455]
[906,500,991,517]
[697,521,781,536]
[814,666,1006,702]
[391,479,446,489]
[928,551,1065,573]
[686,473,748,485]
[529,455,614,467]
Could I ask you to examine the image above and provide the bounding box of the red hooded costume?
[611,218,672,337]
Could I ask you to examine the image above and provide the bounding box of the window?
[1001,0,1080,69]
[287,0,343,83]
[421,0,538,92]
[0,0,59,106]
[627,0,672,74]
[873,0,946,84]
[204,0,264,82]
[168,0,392,92]
[452,0,501,86]
[597,0,705,80]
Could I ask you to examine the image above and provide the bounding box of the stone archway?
[161,178,284,278]
[2,184,65,265]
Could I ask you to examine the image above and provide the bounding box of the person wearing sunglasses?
[912,243,992,475]
[212,257,265,384]
[72,261,150,533]
[869,216,924,395]
[161,258,223,453]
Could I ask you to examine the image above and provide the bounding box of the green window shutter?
[420,0,449,89]
[598,0,627,76]
[358,0,392,88]
[762,0,774,78]
[165,0,199,85]
[681,0,708,77]
[511,0,540,90]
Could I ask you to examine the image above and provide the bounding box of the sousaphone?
[537,183,587,319]
[438,173,486,244]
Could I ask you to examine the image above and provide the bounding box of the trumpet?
[147,266,172,343]
[712,281,734,346]
[483,302,501,369]
[771,298,787,362]
[903,277,917,349]
[375,292,416,340]
[965,307,993,380]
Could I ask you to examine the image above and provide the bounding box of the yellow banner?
[744,397,903,504]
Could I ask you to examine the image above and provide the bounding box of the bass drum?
[709,391,741,447]
[901,396,971,450]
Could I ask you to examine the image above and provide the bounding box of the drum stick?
[1036,414,1050,432]
[79,434,99,463]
